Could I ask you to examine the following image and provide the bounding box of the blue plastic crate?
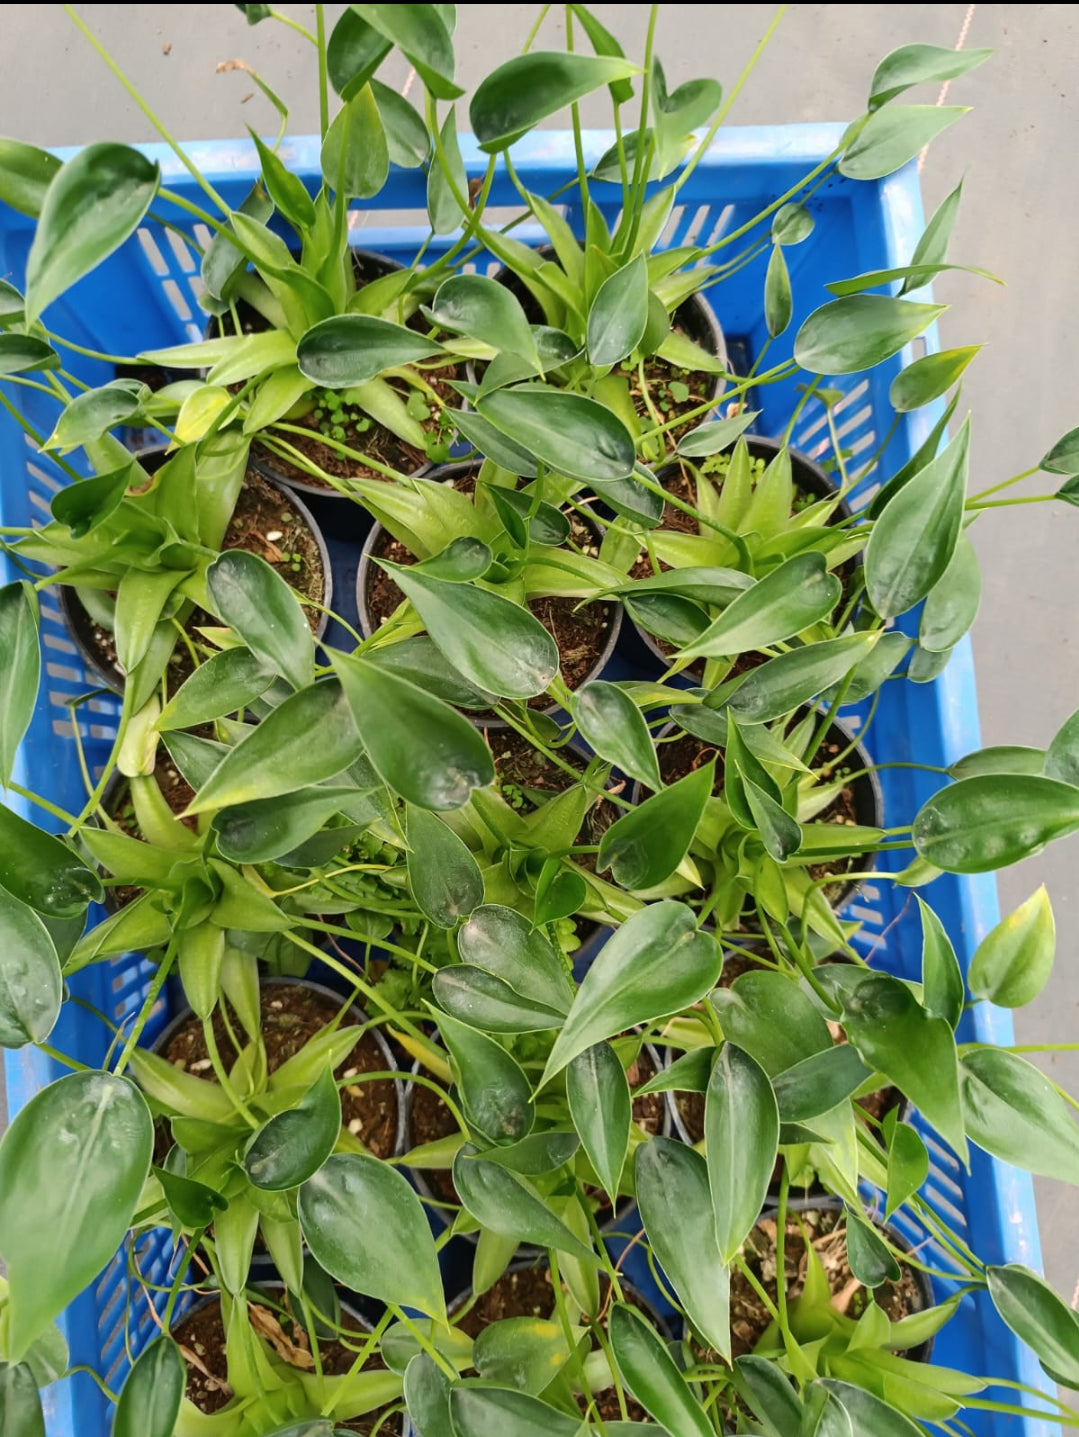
[0,125,1055,1436]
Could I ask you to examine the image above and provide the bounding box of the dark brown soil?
[364,529,617,701]
[171,1293,398,1432]
[160,984,398,1158]
[855,1085,904,1123]
[489,729,622,865]
[218,469,325,628]
[622,346,719,445]
[655,730,727,791]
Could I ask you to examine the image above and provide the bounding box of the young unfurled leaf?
[680,552,840,660]
[968,886,1054,1007]
[436,1009,535,1145]
[839,105,968,182]
[0,1073,152,1359]
[245,1067,341,1190]
[0,583,40,787]
[598,763,713,890]
[207,550,314,693]
[299,1153,445,1319]
[912,775,1079,873]
[918,897,964,1029]
[567,1042,630,1204]
[588,253,649,368]
[471,52,637,151]
[610,1303,714,1437]
[764,244,792,338]
[112,1338,185,1437]
[986,1265,1079,1388]
[573,681,662,789]
[706,1044,779,1261]
[676,411,760,457]
[0,891,61,1050]
[961,1048,1079,1185]
[793,295,945,376]
[406,804,484,927]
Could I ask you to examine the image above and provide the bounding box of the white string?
[918,2,977,172]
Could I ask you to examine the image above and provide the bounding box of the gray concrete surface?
[2,3,1077,1299]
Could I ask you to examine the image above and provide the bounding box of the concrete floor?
[2,3,1078,1298]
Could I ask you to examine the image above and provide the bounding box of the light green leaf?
[962,1048,1079,1184]
[113,1338,185,1437]
[471,53,637,151]
[912,775,1079,873]
[840,106,968,181]
[968,887,1054,1007]
[890,346,981,411]
[794,295,945,376]
[869,44,993,108]
[918,897,964,1029]
[764,244,792,338]
[0,583,40,787]
[0,138,61,218]
[986,1265,1079,1388]
[0,1363,44,1437]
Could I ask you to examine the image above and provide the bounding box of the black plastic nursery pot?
[628,436,854,672]
[59,461,333,694]
[355,459,623,711]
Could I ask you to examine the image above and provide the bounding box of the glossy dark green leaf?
[676,411,760,457]
[451,1149,598,1261]
[432,966,565,1033]
[457,905,573,1014]
[726,634,875,723]
[414,537,493,583]
[1041,427,1079,475]
[840,105,967,181]
[771,1045,872,1123]
[0,891,61,1050]
[207,550,314,693]
[615,565,755,606]
[0,1073,152,1359]
[155,1165,227,1227]
[0,1363,44,1437]
[793,295,945,376]
[912,774,1079,873]
[682,552,841,660]
[246,1067,341,1191]
[297,314,444,387]
[869,43,993,107]
[610,1303,713,1437]
[712,972,831,1077]
[186,680,363,812]
[486,485,569,547]
[352,4,462,101]
[0,583,40,787]
[449,1387,581,1437]
[968,886,1054,1007]
[201,182,274,302]
[884,1116,929,1219]
[573,681,661,789]
[918,532,981,652]
[25,143,159,321]
[890,346,981,411]
[471,52,637,151]
[437,1009,534,1145]
[0,805,101,918]
[382,561,558,700]
[366,636,496,709]
[406,804,483,927]
[0,335,60,376]
[543,903,721,1082]
[838,972,966,1162]
[624,592,707,646]
[918,897,964,1029]
[479,1129,579,1175]
[961,1048,1079,1184]
[371,79,430,167]
[428,274,539,367]
[706,1044,779,1261]
[598,762,713,890]
[819,1380,922,1437]
[764,244,792,338]
[845,1210,901,1287]
[986,1265,1079,1388]
[865,418,969,619]
[157,647,275,731]
[636,1137,730,1358]
[0,137,61,218]
[587,254,648,368]
[567,1042,630,1203]
[299,1153,445,1319]
[327,7,392,100]
[478,386,636,484]
[113,1337,185,1437]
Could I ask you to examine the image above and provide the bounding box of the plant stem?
[968,466,1040,502]
[315,4,329,139]
[4,782,78,826]
[111,940,177,1078]
[966,494,1052,510]
[37,1043,91,1072]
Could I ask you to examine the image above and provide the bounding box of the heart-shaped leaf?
[471,53,637,150]
[0,137,61,218]
[869,43,992,107]
[321,83,389,199]
[207,550,314,693]
[598,763,713,890]
[573,681,661,789]
[432,967,566,1033]
[884,1117,929,1219]
[245,1066,341,1191]
[839,105,968,181]
[352,4,462,101]
[477,386,636,484]
[449,1387,582,1437]
[297,315,444,387]
[428,274,540,368]
[845,1210,901,1287]
[113,1338,186,1437]
[403,1354,452,1437]
[457,905,573,1013]
[567,1042,630,1204]
[406,805,484,927]
[473,1316,579,1395]
[793,295,945,376]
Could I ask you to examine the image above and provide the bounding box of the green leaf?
[913,774,1079,873]
[845,1211,901,1287]
[472,1315,578,1394]
[764,245,793,338]
[726,634,876,723]
[838,973,967,1163]
[0,137,61,218]
[772,203,814,245]
[457,905,573,1013]
[0,583,40,787]
[299,1153,445,1319]
[245,1067,341,1191]
[451,1149,599,1261]
[0,805,101,917]
[706,1044,779,1261]
[542,903,721,1082]
[185,680,362,813]
[884,1119,929,1219]
[0,1363,44,1437]
[681,552,841,660]
[471,52,637,151]
[352,4,462,101]
[367,635,497,709]
[918,532,981,652]
[371,79,430,167]
[962,1048,1079,1184]
[676,411,760,457]
[636,1137,729,1358]
[25,143,159,322]
[569,4,634,103]
[890,346,981,410]
[155,1164,227,1228]
[819,1380,923,1437]
[213,787,365,865]
[968,887,1054,1007]
[1046,707,1079,786]
[865,418,969,619]
[794,295,945,376]
[478,1130,579,1176]
[477,385,636,484]
[949,745,1046,781]
[380,561,558,700]
[247,130,316,231]
[207,550,314,693]
[157,647,275,731]
[0,1073,152,1359]
[918,897,964,1029]
[297,314,444,387]
[436,1009,535,1144]
[322,84,389,199]
[428,274,540,368]
[986,1265,1079,1388]
[840,105,968,181]
[567,1042,630,1204]
[403,1353,453,1437]
[43,378,148,453]
[0,891,61,1050]
[449,1387,581,1437]
[869,43,993,107]
[598,763,713,890]
[1042,427,1079,475]
[588,254,648,368]
[0,335,59,376]
[432,967,565,1033]
[113,1338,185,1437]
[610,1303,713,1437]
[771,1046,872,1122]
[427,106,467,235]
[327,8,392,100]
[572,681,661,790]
[334,651,494,810]
[650,61,722,177]
[406,805,484,927]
